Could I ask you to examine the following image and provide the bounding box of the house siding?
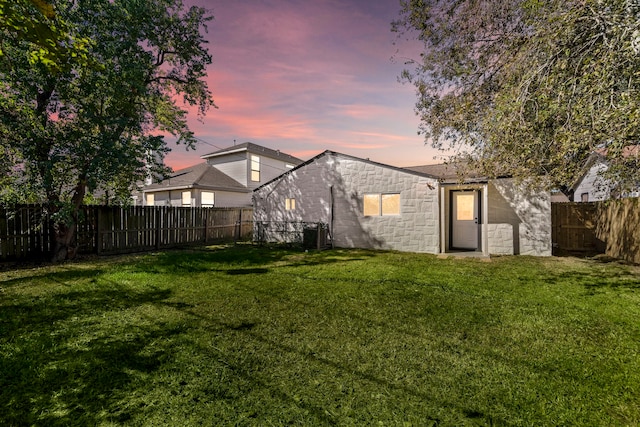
[208,151,299,190]
[146,189,251,207]
[203,190,251,207]
[208,156,247,187]
[254,153,440,253]
[488,179,552,256]
[242,154,292,191]
[572,162,610,202]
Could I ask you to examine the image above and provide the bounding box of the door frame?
[440,184,489,255]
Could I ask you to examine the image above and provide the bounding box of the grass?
[1,245,639,426]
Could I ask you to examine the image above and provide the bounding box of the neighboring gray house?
[143,142,302,207]
[570,146,640,202]
[253,151,552,256]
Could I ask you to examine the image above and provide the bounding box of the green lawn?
[1,245,639,426]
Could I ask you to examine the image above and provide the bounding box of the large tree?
[394,0,640,190]
[0,0,215,261]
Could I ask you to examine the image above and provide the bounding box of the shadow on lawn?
[0,281,174,426]
[128,244,295,274]
[128,244,377,275]
[542,266,640,290]
[174,302,504,426]
[0,267,104,290]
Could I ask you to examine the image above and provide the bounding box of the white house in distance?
[571,146,640,202]
[253,150,552,256]
[143,142,303,207]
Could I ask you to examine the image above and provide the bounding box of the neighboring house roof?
[550,191,570,203]
[144,162,250,193]
[570,145,640,196]
[253,150,441,192]
[201,141,303,164]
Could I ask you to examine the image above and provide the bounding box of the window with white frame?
[182,191,191,206]
[202,191,214,207]
[146,193,154,206]
[363,193,400,216]
[285,198,296,210]
[251,155,260,182]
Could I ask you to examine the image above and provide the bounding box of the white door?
[451,191,479,250]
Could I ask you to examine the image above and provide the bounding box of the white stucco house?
[143,142,303,207]
[571,146,640,202]
[253,151,552,256]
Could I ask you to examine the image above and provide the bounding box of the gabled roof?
[201,142,303,164]
[144,162,249,193]
[570,145,640,193]
[254,150,440,192]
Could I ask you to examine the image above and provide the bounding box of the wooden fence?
[552,199,640,263]
[0,205,253,261]
[552,202,604,256]
[592,198,640,264]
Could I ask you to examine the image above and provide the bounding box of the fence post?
[234,208,241,243]
[0,206,7,261]
[203,208,208,243]
[155,207,162,250]
[95,207,102,255]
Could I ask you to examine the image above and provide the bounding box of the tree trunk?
[51,221,77,262]
[50,180,86,262]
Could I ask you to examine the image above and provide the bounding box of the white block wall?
[254,153,441,253]
[487,223,514,255]
[488,179,552,256]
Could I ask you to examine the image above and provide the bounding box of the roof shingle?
[144,162,249,192]
[201,142,302,165]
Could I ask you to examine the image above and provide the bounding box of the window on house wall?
[285,198,296,210]
[363,194,380,216]
[251,155,260,182]
[364,193,401,216]
[182,191,191,206]
[381,194,400,215]
[146,193,154,206]
[581,192,589,202]
[202,191,214,207]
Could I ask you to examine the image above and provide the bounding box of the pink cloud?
[164,0,448,170]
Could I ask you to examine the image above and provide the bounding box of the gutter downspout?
[482,184,489,255]
[440,184,446,254]
[330,185,335,249]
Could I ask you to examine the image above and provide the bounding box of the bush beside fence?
[0,205,253,261]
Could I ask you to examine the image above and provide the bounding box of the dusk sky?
[165,0,446,170]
